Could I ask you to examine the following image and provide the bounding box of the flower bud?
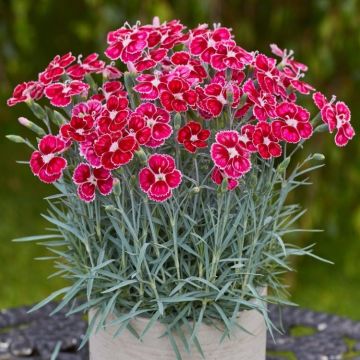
[277,157,291,173]
[311,153,325,161]
[135,147,148,164]
[174,113,182,130]
[248,173,257,188]
[220,178,229,192]
[6,134,27,144]
[314,124,329,133]
[52,111,68,126]
[104,205,116,212]
[28,102,46,120]
[113,178,121,196]
[18,117,46,136]
[192,186,201,193]
[152,16,160,27]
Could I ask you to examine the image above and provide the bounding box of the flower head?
[7,81,44,106]
[271,102,312,143]
[44,81,89,107]
[252,122,282,159]
[210,131,251,179]
[73,163,113,202]
[177,121,210,153]
[139,154,182,202]
[30,135,67,183]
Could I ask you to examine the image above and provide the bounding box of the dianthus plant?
[7,18,355,358]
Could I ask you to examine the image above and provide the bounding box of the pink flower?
[39,52,76,85]
[139,154,182,202]
[133,48,168,72]
[7,81,44,106]
[254,54,281,95]
[97,95,129,134]
[160,77,197,112]
[211,167,238,190]
[102,64,122,80]
[238,124,257,152]
[60,100,102,142]
[94,132,137,170]
[177,121,210,153]
[44,81,89,107]
[79,132,101,168]
[243,79,277,121]
[197,83,227,117]
[73,163,113,202]
[271,102,312,143]
[66,53,105,80]
[189,27,232,63]
[105,27,149,63]
[73,99,103,118]
[129,103,172,147]
[170,53,207,84]
[313,92,355,147]
[270,44,308,73]
[211,41,253,71]
[210,131,251,179]
[29,135,67,183]
[60,115,95,142]
[133,73,165,100]
[252,122,282,159]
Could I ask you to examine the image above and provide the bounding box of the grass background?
[1,0,360,317]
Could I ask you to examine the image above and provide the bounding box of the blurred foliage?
[1,0,360,315]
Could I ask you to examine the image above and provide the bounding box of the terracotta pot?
[89,289,267,360]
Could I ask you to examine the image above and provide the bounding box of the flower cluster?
[8,19,355,202]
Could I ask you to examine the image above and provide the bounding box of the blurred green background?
[1,0,359,316]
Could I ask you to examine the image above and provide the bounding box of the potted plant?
[6,18,355,360]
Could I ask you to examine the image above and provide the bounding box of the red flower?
[44,81,89,107]
[39,52,76,85]
[66,53,105,80]
[7,81,44,106]
[105,27,149,63]
[94,133,137,170]
[60,116,95,142]
[97,95,129,134]
[29,135,67,183]
[243,79,276,121]
[129,103,172,147]
[210,131,251,179]
[139,154,182,202]
[160,77,197,112]
[252,122,282,159]
[73,163,113,202]
[211,41,253,71]
[211,167,238,190]
[177,121,210,153]
[190,27,232,63]
[313,92,355,147]
[271,102,312,143]
[60,100,102,142]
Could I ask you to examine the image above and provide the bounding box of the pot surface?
[89,305,266,360]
